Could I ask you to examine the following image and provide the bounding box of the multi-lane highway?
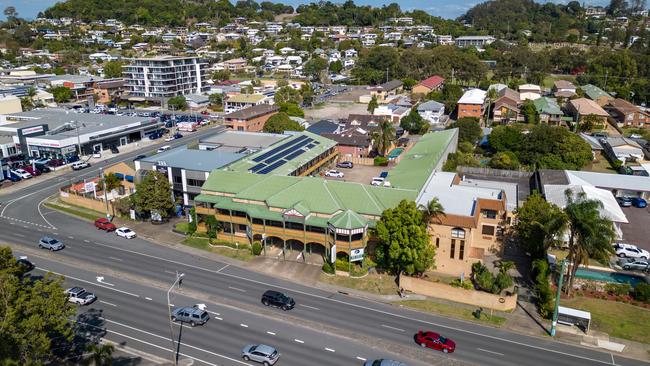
[1,124,649,366]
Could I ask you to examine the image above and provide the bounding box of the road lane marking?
[294,339,304,344]
[325,348,335,352]
[99,300,117,307]
[83,239,89,243]
[36,267,140,298]
[477,348,504,356]
[299,304,320,310]
[356,357,367,361]
[164,270,175,274]
[108,256,123,262]
[266,331,276,335]
[37,195,57,229]
[207,311,220,316]
[213,316,223,320]
[67,236,74,239]
[240,324,248,328]
[23,226,29,229]
[611,354,615,365]
[11,233,25,237]
[145,297,153,301]
[228,286,246,292]
[381,324,405,332]
[96,276,115,286]
[216,264,230,273]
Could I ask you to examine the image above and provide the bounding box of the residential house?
[605,98,650,128]
[493,88,522,124]
[374,104,411,123]
[518,84,542,101]
[224,104,279,132]
[603,137,645,163]
[307,120,340,136]
[370,80,404,103]
[417,100,445,125]
[344,49,358,58]
[457,89,487,119]
[223,58,248,72]
[534,97,565,125]
[455,36,496,49]
[582,84,613,107]
[321,132,372,159]
[436,35,454,45]
[411,75,445,96]
[578,132,604,160]
[184,94,210,110]
[93,78,124,104]
[568,98,610,126]
[224,94,273,114]
[553,80,577,99]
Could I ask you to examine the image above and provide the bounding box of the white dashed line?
[477,348,504,356]
[381,324,405,332]
[67,236,74,239]
[11,233,25,237]
[266,331,276,336]
[325,348,335,353]
[213,316,223,320]
[9,222,14,225]
[83,239,90,243]
[228,286,246,292]
[294,339,304,344]
[299,304,320,310]
[145,297,153,301]
[99,300,117,307]
[240,324,248,328]
[109,256,123,262]
[207,311,220,316]
[356,357,367,361]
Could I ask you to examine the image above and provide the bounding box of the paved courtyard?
[619,205,650,251]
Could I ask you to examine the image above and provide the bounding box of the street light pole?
[99,167,110,219]
[551,259,568,337]
[167,271,185,366]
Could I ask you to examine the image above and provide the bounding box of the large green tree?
[514,193,566,259]
[50,86,73,103]
[400,107,428,135]
[375,200,435,275]
[263,112,304,133]
[447,117,482,144]
[303,57,327,81]
[519,124,592,170]
[102,60,123,78]
[367,95,378,115]
[167,96,187,111]
[0,246,75,364]
[133,171,175,218]
[487,125,524,152]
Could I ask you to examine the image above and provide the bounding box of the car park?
[631,197,647,208]
[94,217,117,231]
[325,169,344,178]
[614,243,649,260]
[415,330,456,353]
[364,359,408,366]
[336,161,353,169]
[261,290,295,311]
[71,161,90,170]
[171,305,210,327]
[65,287,97,305]
[241,344,280,365]
[619,258,650,272]
[11,169,32,179]
[38,236,65,251]
[116,227,137,239]
[616,196,632,207]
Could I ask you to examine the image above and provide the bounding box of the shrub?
[494,271,513,294]
[374,156,388,166]
[322,261,335,274]
[187,207,197,235]
[604,283,631,296]
[335,257,349,272]
[450,278,473,290]
[475,269,495,292]
[252,241,262,256]
[633,283,650,303]
[532,259,554,318]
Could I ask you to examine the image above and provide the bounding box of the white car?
[370,177,391,187]
[157,145,171,153]
[164,135,176,142]
[71,161,90,170]
[615,243,649,260]
[11,169,32,179]
[66,287,96,305]
[116,227,137,239]
[325,169,344,178]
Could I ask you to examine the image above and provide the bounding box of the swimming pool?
[387,148,404,160]
[575,268,646,287]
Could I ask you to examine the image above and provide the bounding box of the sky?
[0,0,614,21]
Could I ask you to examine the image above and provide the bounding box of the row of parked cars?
[616,196,647,208]
[615,243,650,273]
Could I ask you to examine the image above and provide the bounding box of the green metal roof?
[330,210,367,229]
[194,194,223,204]
[533,97,563,115]
[388,129,458,191]
[225,131,337,176]
[581,84,611,100]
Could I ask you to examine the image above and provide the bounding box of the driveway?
[619,205,650,251]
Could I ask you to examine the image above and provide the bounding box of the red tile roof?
[417,75,445,90]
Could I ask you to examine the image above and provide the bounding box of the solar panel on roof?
[249,162,266,173]
[305,143,316,149]
[257,159,286,174]
[252,135,309,162]
[263,138,312,164]
[283,149,306,161]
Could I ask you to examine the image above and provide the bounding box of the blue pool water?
[387,148,404,159]
[575,268,646,286]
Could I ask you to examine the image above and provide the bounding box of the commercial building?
[224,104,279,132]
[224,94,274,114]
[122,56,208,99]
[0,109,162,158]
[457,89,487,119]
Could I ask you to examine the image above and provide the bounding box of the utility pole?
[99,168,110,219]
[550,259,568,337]
[167,271,185,366]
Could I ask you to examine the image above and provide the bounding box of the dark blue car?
[631,197,647,208]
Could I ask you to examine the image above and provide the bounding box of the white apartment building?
[122,56,208,98]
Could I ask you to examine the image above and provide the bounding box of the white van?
[157,145,171,153]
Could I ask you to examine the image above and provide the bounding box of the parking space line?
[240,324,248,328]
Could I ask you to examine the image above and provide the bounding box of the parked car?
[16,257,34,274]
[10,169,32,179]
[94,217,117,231]
[35,163,51,173]
[110,145,120,154]
[133,154,147,161]
[115,227,136,239]
[631,197,647,208]
[170,305,210,327]
[65,287,97,305]
[241,344,280,365]
[336,161,353,169]
[616,196,633,207]
[261,290,295,311]
[47,158,65,167]
[325,169,344,178]
[379,171,389,179]
[614,243,650,260]
[415,330,456,353]
[22,166,41,176]
[7,172,21,182]
[148,131,164,140]
[157,145,171,153]
[620,258,650,272]
[370,177,391,187]
[71,161,90,170]
[364,360,408,366]
[38,236,65,251]
[65,155,79,163]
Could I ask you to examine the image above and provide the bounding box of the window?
[187,178,205,187]
[482,225,495,236]
[451,228,465,239]
[450,239,455,259]
[481,209,497,219]
[459,240,465,260]
[173,176,183,184]
[435,237,440,248]
[252,218,263,225]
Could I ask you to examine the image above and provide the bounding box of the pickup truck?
[66,287,97,305]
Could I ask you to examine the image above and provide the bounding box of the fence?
[457,166,533,178]
[59,186,114,215]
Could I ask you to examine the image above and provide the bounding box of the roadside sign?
[350,248,364,262]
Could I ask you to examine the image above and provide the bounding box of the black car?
[336,161,354,169]
[16,258,34,275]
[133,154,147,161]
[261,290,295,311]
[110,145,120,154]
[35,163,51,173]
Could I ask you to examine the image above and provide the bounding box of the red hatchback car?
[94,218,117,232]
[23,166,42,176]
[415,330,456,353]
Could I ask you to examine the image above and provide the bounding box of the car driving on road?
[38,236,65,251]
[171,305,210,327]
[71,161,90,170]
[415,330,456,353]
[261,290,295,311]
[65,287,97,305]
[241,344,280,365]
[115,227,136,239]
[94,217,117,232]
[364,359,408,366]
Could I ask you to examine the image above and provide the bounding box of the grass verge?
[562,297,650,344]
[397,299,507,327]
[44,201,105,222]
[174,222,190,234]
[181,236,254,261]
[319,273,399,295]
[586,158,618,174]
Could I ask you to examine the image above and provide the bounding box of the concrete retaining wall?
[400,276,517,311]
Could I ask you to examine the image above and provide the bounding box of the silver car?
[621,259,650,272]
[241,344,279,365]
[364,360,408,366]
[38,236,65,251]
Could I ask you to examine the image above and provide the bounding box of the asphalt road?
[1,124,649,366]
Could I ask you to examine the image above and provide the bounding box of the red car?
[23,166,42,176]
[94,218,116,231]
[415,330,456,353]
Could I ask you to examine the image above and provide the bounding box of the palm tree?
[371,118,396,156]
[562,189,616,296]
[484,87,497,126]
[418,197,445,222]
[85,343,114,366]
[367,95,378,115]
